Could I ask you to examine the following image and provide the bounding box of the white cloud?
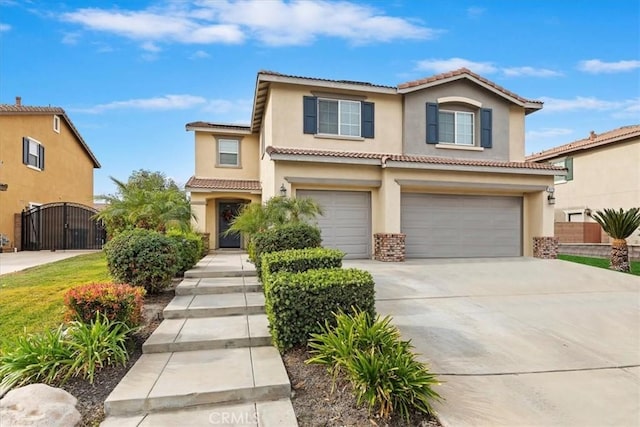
[539,96,639,116]
[74,94,207,114]
[61,32,80,44]
[578,59,640,74]
[466,7,485,18]
[60,1,438,48]
[503,66,562,77]
[141,41,161,52]
[202,98,253,115]
[189,50,210,59]
[416,57,498,74]
[525,128,573,141]
[0,23,10,32]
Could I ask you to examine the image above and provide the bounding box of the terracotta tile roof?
[397,68,543,106]
[186,121,251,131]
[258,70,396,89]
[526,125,640,162]
[186,177,261,191]
[266,146,562,171]
[0,103,101,168]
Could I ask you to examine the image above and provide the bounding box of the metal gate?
[21,202,106,251]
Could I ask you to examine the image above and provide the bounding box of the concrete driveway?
[0,250,98,275]
[344,257,640,427]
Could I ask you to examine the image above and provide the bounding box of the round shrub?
[104,229,178,294]
[64,283,145,328]
[166,230,204,275]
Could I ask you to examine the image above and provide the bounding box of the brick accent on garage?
[374,233,406,262]
[533,237,559,259]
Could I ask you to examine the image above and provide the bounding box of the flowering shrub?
[64,283,145,328]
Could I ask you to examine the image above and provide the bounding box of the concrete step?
[104,347,291,417]
[143,314,271,353]
[163,292,265,319]
[101,399,298,427]
[176,277,262,296]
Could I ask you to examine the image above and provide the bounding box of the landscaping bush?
[166,229,204,275]
[261,247,344,283]
[264,268,375,351]
[308,310,441,421]
[64,283,145,328]
[252,223,321,276]
[104,228,178,294]
[0,314,132,395]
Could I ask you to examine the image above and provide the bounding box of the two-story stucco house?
[0,98,101,251]
[527,125,640,245]
[186,68,562,260]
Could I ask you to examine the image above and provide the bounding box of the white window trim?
[435,144,484,152]
[552,158,568,184]
[564,209,586,222]
[216,138,240,167]
[25,136,43,171]
[439,109,475,146]
[437,96,482,108]
[53,115,61,133]
[317,98,362,137]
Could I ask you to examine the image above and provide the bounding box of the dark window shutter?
[22,137,29,164]
[426,103,438,144]
[38,144,45,170]
[480,108,493,148]
[565,157,573,181]
[303,96,317,134]
[361,102,374,138]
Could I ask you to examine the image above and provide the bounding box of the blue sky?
[1,0,638,196]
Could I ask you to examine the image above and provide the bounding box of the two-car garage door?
[297,190,371,259]
[402,193,523,258]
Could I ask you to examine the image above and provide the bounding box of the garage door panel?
[402,193,522,258]
[297,190,371,259]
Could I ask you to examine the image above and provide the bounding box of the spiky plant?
[591,208,640,272]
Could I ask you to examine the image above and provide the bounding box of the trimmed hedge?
[252,223,321,277]
[104,229,178,294]
[264,268,375,351]
[166,230,204,275]
[261,247,345,283]
[64,283,145,328]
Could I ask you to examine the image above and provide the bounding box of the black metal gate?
[21,202,106,251]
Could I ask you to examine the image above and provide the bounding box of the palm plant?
[591,207,640,272]
[268,196,324,223]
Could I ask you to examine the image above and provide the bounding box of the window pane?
[340,100,360,136]
[219,153,238,165]
[438,111,454,143]
[456,112,474,145]
[219,139,238,153]
[318,99,338,134]
[28,154,38,167]
[29,140,39,155]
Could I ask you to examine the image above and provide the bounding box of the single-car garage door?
[297,190,371,259]
[401,193,522,258]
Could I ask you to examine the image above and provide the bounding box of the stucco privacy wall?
[268,83,404,154]
[403,80,518,162]
[275,160,554,257]
[194,131,260,180]
[0,114,95,248]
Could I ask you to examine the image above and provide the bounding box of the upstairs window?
[22,137,45,170]
[438,110,474,145]
[552,157,573,184]
[426,102,492,148]
[217,138,239,166]
[53,115,60,133]
[303,96,374,138]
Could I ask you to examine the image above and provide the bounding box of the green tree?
[591,207,640,272]
[96,170,194,235]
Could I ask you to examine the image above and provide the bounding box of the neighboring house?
[186,68,562,260]
[527,125,640,245]
[0,98,101,251]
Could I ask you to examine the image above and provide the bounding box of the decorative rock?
[0,384,81,427]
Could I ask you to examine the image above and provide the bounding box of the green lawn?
[558,254,640,276]
[0,252,112,350]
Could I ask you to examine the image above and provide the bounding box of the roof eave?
[384,160,562,176]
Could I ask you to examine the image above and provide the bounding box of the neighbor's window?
[22,137,45,170]
[53,115,60,133]
[438,110,474,145]
[218,139,239,166]
[318,99,361,137]
[552,157,573,184]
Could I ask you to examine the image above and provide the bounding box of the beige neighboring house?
[0,98,101,251]
[186,68,563,260]
[527,125,640,245]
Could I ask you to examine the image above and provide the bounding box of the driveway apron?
[345,257,640,427]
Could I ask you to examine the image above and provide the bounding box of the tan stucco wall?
[194,131,260,180]
[552,139,640,244]
[268,83,403,154]
[0,114,95,248]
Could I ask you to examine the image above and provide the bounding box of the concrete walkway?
[0,250,98,275]
[101,253,297,427]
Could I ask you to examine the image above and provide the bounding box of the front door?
[218,202,242,248]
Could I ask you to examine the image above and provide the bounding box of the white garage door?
[297,190,371,259]
[401,193,522,258]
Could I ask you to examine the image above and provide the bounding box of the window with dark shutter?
[303,96,317,134]
[22,137,45,170]
[361,102,374,138]
[480,108,493,148]
[426,103,439,144]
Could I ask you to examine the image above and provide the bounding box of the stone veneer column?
[374,233,406,262]
[533,237,559,259]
